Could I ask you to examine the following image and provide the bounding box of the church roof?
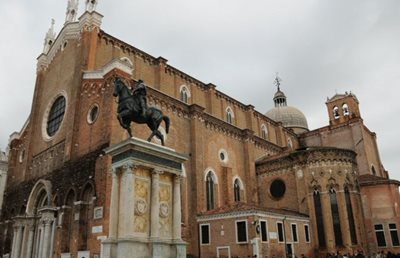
[265,106,309,130]
[359,174,400,186]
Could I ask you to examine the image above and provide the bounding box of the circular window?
[270,179,286,199]
[46,96,66,137]
[218,149,228,163]
[87,104,99,124]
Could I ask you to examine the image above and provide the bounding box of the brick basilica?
[1,1,399,258]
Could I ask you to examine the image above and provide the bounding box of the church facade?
[1,2,399,258]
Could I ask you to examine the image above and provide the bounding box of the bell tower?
[326,92,361,126]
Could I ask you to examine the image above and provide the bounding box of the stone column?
[49,217,56,258]
[150,169,161,239]
[109,168,120,239]
[20,221,30,258]
[42,219,52,258]
[10,225,17,258]
[38,223,45,258]
[173,175,182,240]
[124,163,136,236]
[25,224,35,258]
[13,224,23,258]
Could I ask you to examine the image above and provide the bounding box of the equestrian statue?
[113,77,170,146]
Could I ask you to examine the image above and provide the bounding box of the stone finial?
[85,0,98,12]
[65,0,79,23]
[43,19,56,54]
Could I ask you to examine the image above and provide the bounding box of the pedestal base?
[101,238,186,258]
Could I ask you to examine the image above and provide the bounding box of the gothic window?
[330,188,343,246]
[80,184,94,250]
[200,224,210,245]
[371,165,377,176]
[236,220,248,243]
[226,107,234,124]
[62,190,75,252]
[342,103,350,116]
[333,106,340,119]
[345,187,357,244]
[47,95,66,137]
[261,124,268,139]
[180,86,190,103]
[389,224,400,247]
[375,224,386,247]
[234,178,241,202]
[314,190,326,247]
[206,171,216,210]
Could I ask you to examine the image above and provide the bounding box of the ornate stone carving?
[135,198,148,216]
[159,202,169,218]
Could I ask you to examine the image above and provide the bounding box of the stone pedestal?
[102,137,187,258]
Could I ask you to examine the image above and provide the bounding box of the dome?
[265,106,309,133]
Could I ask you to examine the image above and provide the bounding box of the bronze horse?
[113,77,170,146]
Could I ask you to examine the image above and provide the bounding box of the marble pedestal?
[102,137,187,258]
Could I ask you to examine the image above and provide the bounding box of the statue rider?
[132,79,147,117]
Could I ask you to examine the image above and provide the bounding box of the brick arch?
[80,181,95,202]
[26,179,52,216]
[63,188,78,206]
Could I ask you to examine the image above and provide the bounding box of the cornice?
[256,148,357,175]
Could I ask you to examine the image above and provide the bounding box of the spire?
[65,0,79,24]
[43,19,56,54]
[273,73,287,107]
[85,0,98,12]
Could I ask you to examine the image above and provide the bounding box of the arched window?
[179,85,190,104]
[226,107,234,124]
[261,124,268,140]
[330,188,343,246]
[313,190,326,247]
[80,184,94,250]
[206,172,216,210]
[62,190,75,252]
[342,103,350,116]
[333,106,340,119]
[345,187,357,244]
[371,165,377,176]
[234,178,242,202]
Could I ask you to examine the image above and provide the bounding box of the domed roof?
[266,79,309,133]
[265,106,309,132]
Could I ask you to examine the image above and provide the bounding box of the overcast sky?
[0,0,399,179]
